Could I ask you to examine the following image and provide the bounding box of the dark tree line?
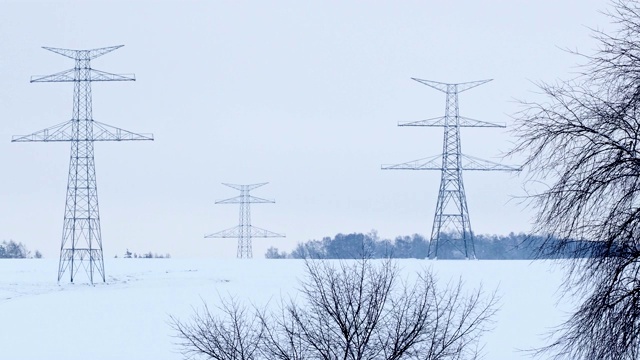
[266,232,588,260]
[0,240,40,259]
[118,249,171,259]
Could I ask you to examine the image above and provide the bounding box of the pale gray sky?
[0,1,608,258]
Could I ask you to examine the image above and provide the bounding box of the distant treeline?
[0,240,41,259]
[117,249,171,259]
[265,232,589,260]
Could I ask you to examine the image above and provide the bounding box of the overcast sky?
[0,1,610,258]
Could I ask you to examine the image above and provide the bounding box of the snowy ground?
[0,259,572,360]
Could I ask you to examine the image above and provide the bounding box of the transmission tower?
[206,183,285,258]
[12,46,153,283]
[382,78,519,259]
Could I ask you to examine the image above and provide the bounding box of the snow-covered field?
[0,259,572,360]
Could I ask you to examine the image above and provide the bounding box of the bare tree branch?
[170,258,497,360]
[170,295,264,360]
[509,1,640,359]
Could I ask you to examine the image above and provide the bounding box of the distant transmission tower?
[12,46,153,283]
[206,183,285,258]
[382,78,519,259]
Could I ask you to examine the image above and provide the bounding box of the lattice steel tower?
[12,46,153,283]
[382,79,519,259]
[206,183,284,258]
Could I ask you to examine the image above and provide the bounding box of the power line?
[205,183,285,258]
[13,46,153,283]
[383,78,519,259]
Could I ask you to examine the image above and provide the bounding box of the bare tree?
[171,295,264,360]
[509,1,640,359]
[171,258,497,360]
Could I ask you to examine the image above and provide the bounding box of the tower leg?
[58,137,104,283]
[237,189,252,258]
[428,173,476,259]
[428,85,476,260]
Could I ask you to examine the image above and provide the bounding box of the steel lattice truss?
[12,46,153,283]
[382,78,519,260]
[205,183,284,258]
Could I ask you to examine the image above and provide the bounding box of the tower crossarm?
[11,121,74,142]
[31,69,135,83]
[399,116,505,128]
[205,225,285,239]
[30,69,76,83]
[222,182,268,191]
[382,154,442,170]
[461,154,521,171]
[215,195,275,204]
[87,69,135,82]
[382,154,521,172]
[250,225,285,238]
[412,78,492,93]
[205,225,240,238]
[92,121,153,141]
[11,120,153,142]
[42,45,124,60]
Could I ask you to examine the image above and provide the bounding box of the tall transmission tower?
[382,78,519,259]
[12,46,153,283]
[206,183,285,258]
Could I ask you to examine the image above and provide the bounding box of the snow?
[0,259,572,359]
